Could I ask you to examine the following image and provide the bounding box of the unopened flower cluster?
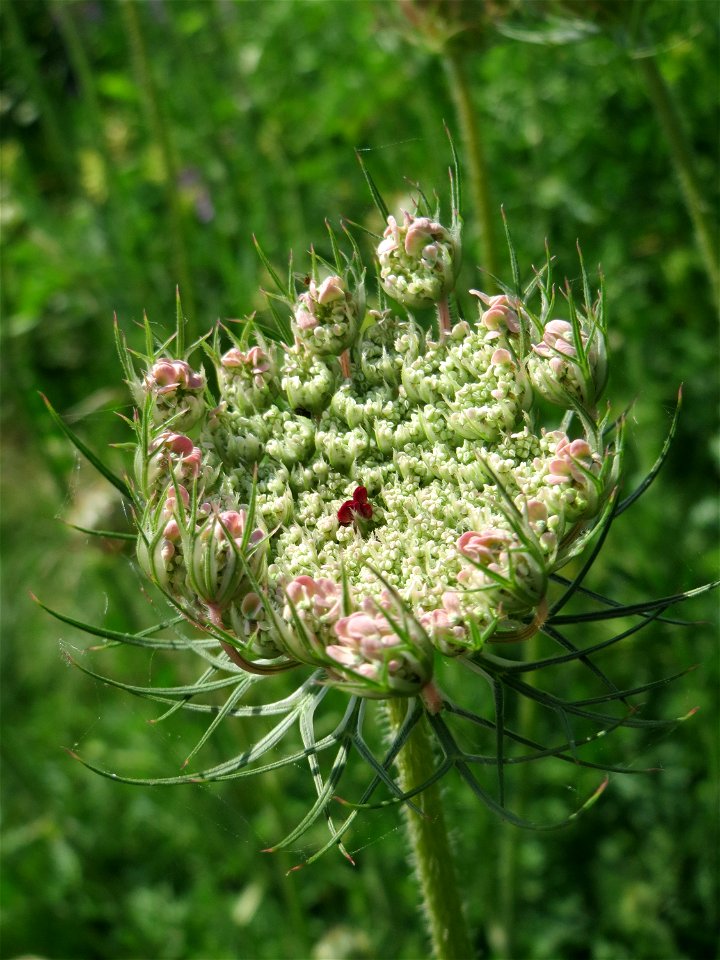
[133,203,612,700]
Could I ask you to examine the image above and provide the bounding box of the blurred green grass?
[1,2,718,958]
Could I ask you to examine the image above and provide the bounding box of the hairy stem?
[635,53,719,313]
[443,52,499,283]
[386,699,473,960]
[438,297,452,340]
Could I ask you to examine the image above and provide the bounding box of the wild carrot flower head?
[47,158,713,867]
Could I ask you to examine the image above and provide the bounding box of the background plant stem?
[120,0,196,328]
[386,699,473,960]
[635,53,720,314]
[443,52,499,284]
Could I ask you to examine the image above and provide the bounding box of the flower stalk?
[39,150,718,938]
[443,52,499,281]
[635,51,720,313]
[386,697,474,960]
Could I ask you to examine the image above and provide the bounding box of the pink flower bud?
[457,529,511,566]
[241,592,264,619]
[491,348,513,366]
[377,235,397,257]
[547,435,595,485]
[162,484,190,518]
[246,346,270,373]
[533,320,577,360]
[162,518,181,541]
[294,305,318,331]
[421,244,439,264]
[324,644,358,667]
[404,216,435,257]
[150,432,202,480]
[160,540,175,564]
[146,359,204,394]
[221,346,272,380]
[151,432,194,456]
[214,510,244,540]
[420,592,467,649]
[285,576,342,622]
[316,275,346,305]
[334,612,377,643]
[526,500,548,523]
[470,291,522,335]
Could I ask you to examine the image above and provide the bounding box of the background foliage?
[1,2,718,958]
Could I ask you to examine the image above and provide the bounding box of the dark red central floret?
[337,486,373,526]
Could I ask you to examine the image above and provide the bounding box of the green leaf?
[61,521,136,541]
[253,234,291,298]
[550,579,720,624]
[355,149,390,222]
[36,597,200,651]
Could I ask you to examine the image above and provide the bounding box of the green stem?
[386,698,473,960]
[635,53,720,313]
[120,0,196,329]
[442,52,499,283]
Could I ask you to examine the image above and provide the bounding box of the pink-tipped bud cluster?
[136,483,190,591]
[279,582,433,696]
[457,527,547,615]
[219,345,276,414]
[547,436,595,486]
[524,499,558,556]
[221,346,274,388]
[420,591,468,655]
[280,575,343,662]
[141,358,206,430]
[284,575,343,627]
[149,431,202,481]
[377,212,459,308]
[225,589,280,659]
[325,596,432,696]
[291,274,363,357]
[211,509,265,547]
[145,358,204,394]
[329,607,401,676]
[457,528,512,567]
[534,320,577,364]
[162,483,190,517]
[529,318,607,409]
[183,506,268,615]
[535,432,608,524]
[137,482,268,632]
